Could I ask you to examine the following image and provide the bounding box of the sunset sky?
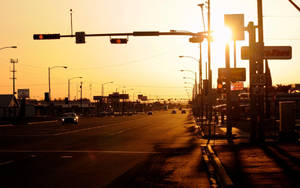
[0,0,299,100]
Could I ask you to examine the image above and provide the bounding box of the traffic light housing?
[33,34,60,40]
[110,38,128,44]
[76,32,85,44]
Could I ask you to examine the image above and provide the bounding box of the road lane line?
[28,120,57,125]
[1,116,151,137]
[0,160,14,166]
[0,150,159,154]
[0,124,13,128]
[61,155,73,159]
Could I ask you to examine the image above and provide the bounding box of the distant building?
[0,94,19,118]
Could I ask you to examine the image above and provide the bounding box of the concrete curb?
[206,144,234,188]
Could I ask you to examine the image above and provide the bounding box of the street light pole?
[0,46,17,51]
[102,81,114,96]
[68,76,82,101]
[48,66,67,101]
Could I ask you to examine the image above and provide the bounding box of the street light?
[68,77,82,101]
[0,46,17,50]
[179,55,203,94]
[180,69,197,95]
[102,81,113,96]
[48,66,67,101]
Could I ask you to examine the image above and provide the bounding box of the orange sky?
[0,0,299,100]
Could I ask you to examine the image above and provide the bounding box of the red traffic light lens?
[110,38,128,44]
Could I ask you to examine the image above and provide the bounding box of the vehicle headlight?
[62,118,65,121]
[74,118,77,121]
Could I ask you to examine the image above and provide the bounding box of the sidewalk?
[199,120,300,187]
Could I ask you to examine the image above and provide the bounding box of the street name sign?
[241,46,292,60]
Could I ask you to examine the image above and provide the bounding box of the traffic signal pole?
[225,43,232,137]
[257,0,265,142]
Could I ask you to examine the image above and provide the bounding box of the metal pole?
[248,21,258,142]
[48,67,51,101]
[80,81,83,112]
[199,43,203,94]
[70,9,73,36]
[234,40,237,68]
[207,0,212,90]
[225,43,232,137]
[102,84,104,96]
[10,59,18,95]
[205,62,208,80]
[68,79,70,101]
[257,0,265,142]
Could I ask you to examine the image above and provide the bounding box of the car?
[181,110,186,114]
[147,111,153,115]
[171,110,176,114]
[61,112,79,125]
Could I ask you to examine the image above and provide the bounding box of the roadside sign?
[218,68,246,82]
[224,14,245,41]
[231,82,244,91]
[241,46,292,60]
[18,89,30,98]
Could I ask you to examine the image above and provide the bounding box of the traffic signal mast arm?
[34,31,208,42]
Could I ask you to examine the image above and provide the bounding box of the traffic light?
[217,78,223,93]
[75,32,85,44]
[33,34,60,40]
[110,38,128,44]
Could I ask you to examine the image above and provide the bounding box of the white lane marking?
[61,155,73,159]
[1,123,119,137]
[28,120,57,125]
[1,116,152,137]
[0,124,13,128]
[0,160,14,166]
[0,150,158,154]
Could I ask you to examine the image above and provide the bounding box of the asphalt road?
[0,111,209,188]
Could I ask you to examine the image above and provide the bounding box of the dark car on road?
[171,110,176,114]
[61,112,79,125]
[181,110,186,114]
[147,111,153,115]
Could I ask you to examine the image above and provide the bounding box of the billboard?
[18,89,30,98]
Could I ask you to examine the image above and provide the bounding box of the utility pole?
[48,67,51,100]
[207,0,213,123]
[10,59,18,95]
[80,81,83,112]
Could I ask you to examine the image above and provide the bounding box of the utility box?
[279,101,296,139]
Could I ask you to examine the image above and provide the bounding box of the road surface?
[0,111,209,187]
